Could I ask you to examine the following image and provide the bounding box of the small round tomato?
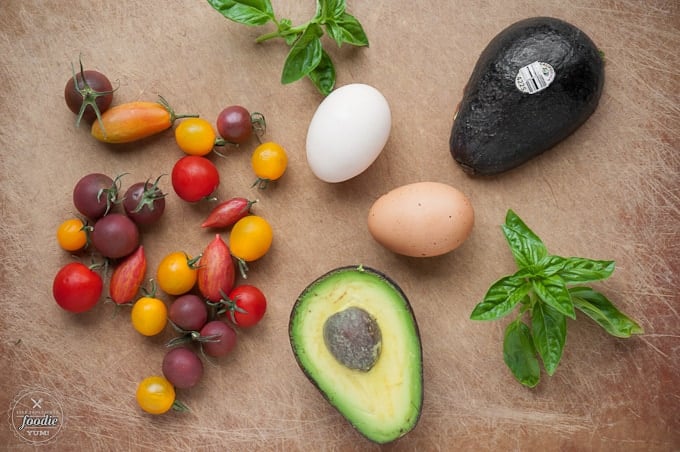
[157,251,198,296]
[162,347,203,389]
[122,177,166,225]
[56,218,88,252]
[52,262,103,313]
[216,105,257,144]
[251,141,287,188]
[131,296,168,336]
[168,294,208,332]
[175,118,216,156]
[171,156,220,202]
[229,215,273,263]
[199,320,237,358]
[64,58,115,126]
[90,213,140,259]
[226,285,267,328]
[136,376,176,415]
[72,173,120,220]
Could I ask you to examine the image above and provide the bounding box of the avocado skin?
[450,17,604,175]
[289,265,423,444]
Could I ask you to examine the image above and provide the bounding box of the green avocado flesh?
[289,266,423,444]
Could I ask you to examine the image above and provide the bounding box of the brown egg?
[367,181,474,257]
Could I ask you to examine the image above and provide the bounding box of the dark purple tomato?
[168,294,208,332]
[199,320,237,358]
[64,61,115,126]
[72,173,119,220]
[216,106,253,144]
[123,177,166,225]
[162,347,204,389]
[90,213,139,259]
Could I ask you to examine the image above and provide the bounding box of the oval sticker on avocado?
[515,61,555,94]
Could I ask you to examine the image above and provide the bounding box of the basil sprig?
[471,209,643,387]
[207,0,369,95]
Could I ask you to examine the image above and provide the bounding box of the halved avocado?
[289,265,423,444]
[450,16,605,175]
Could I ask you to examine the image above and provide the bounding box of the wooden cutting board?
[1,1,677,450]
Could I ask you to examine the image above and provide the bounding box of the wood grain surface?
[1,1,678,451]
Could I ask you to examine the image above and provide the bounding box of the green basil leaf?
[532,276,576,319]
[502,209,548,269]
[315,0,346,21]
[537,255,566,277]
[570,287,644,337]
[324,20,344,47]
[281,23,324,84]
[503,321,541,388]
[470,274,530,321]
[307,49,335,95]
[552,256,616,285]
[331,12,369,47]
[531,302,566,375]
[207,0,274,25]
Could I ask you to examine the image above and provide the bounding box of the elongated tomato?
[109,245,147,304]
[91,96,196,143]
[201,197,256,228]
[197,235,235,302]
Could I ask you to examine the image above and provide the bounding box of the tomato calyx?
[130,174,168,213]
[71,56,119,132]
[251,177,273,190]
[208,290,249,324]
[250,112,267,141]
[141,278,160,299]
[165,329,223,357]
[233,256,250,280]
[96,172,126,217]
[172,400,190,412]
[185,252,202,270]
[156,95,199,124]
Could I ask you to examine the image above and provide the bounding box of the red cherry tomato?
[171,156,220,202]
[226,285,267,328]
[52,262,103,313]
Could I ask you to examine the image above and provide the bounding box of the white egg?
[306,83,391,183]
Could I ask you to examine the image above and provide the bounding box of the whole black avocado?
[450,17,605,175]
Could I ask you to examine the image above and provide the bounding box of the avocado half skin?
[289,265,423,444]
[450,16,605,175]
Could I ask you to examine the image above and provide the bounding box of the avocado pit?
[323,306,382,371]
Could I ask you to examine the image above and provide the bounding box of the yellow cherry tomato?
[156,251,198,295]
[56,218,88,251]
[131,296,168,336]
[174,118,216,156]
[229,215,273,262]
[136,376,175,415]
[251,141,287,188]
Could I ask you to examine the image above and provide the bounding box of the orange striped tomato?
[91,96,196,143]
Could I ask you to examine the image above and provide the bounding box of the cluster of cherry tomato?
[55,57,287,415]
[53,172,164,312]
